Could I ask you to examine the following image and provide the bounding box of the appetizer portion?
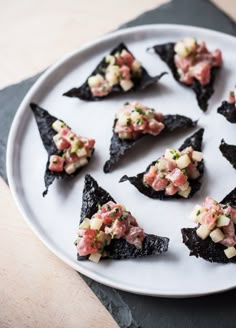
[63,43,166,101]
[104,101,197,173]
[182,188,236,263]
[219,139,236,170]
[120,128,204,200]
[31,103,95,196]
[217,87,236,123]
[75,174,169,262]
[149,37,222,111]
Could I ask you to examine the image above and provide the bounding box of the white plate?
[7,24,236,297]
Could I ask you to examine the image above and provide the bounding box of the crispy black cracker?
[119,128,204,200]
[217,101,236,123]
[63,43,167,101]
[219,139,236,170]
[150,42,219,112]
[77,174,169,261]
[181,187,236,263]
[103,114,197,173]
[31,103,94,196]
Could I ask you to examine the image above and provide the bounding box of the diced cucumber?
[196,224,211,240]
[217,215,230,227]
[176,154,191,169]
[178,186,191,198]
[210,228,224,243]
[190,205,202,223]
[192,151,203,162]
[120,79,134,91]
[52,120,65,132]
[64,163,76,174]
[79,218,91,229]
[90,217,103,230]
[89,252,102,263]
[224,246,236,259]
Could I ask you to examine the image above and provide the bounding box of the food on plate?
[75,174,169,262]
[120,128,204,200]
[31,103,95,196]
[149,37,222,111]
[182,188,236,263]
[217,87,236,123]
[104,101,197,173]
[63,43,166,101]
[219,139,236,170]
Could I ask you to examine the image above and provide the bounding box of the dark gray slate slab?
[1,1,236,327]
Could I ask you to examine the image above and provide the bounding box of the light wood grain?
[0,177,118,328]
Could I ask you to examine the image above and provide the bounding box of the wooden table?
[0,1,235,327]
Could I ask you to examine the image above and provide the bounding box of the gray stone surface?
[1,1,236,327]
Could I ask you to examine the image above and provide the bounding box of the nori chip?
[103,114,197,173]
[119,128,204,200]
[63,43,167,101]
[77,174,169,261]
[219,139,236,170]
[149,42,219,112]
[30,103,94,196]
[217,101,236,123]
[181,187,236,263]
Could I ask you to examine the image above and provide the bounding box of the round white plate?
[7,24,236,297]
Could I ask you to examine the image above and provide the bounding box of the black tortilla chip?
[219,139,236,170]
[77,174,169,261]
[103,114,197,173]
[181,187,236,263]
[149,42,219,112]
[63,43,167,101]
[217,101,236,123]
[31,103,94,196]
[119,128,204,200]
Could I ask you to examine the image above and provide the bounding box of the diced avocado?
[209,228,224,243]
[196,224,211,240]
[224,246,236,259]
[217,215,230,227]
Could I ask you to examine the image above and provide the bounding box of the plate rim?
[6,23,236,297]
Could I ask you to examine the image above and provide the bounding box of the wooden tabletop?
[0,1,235,327]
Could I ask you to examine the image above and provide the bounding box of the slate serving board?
[1,1,236,327]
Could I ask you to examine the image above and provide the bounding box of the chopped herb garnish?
[166,181,171,186]
[124,101,129,105]
[230,91,235,97]
[135,107,145,115]
[74,239,78,246]
[225,214,231,218]
[52,159,58,164]
[117,216,123,221]
[106,204,111,211]
[126,118,131,126]
[90,242,95,247]
[70,136,74,141]
[160,174,166,179]
[97,204,101,210]
[136,118,143,125]
[196,210,201,216]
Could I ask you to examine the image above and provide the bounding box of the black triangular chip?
[217,101,236,123]
[63,43,166,101]
[219,139,236,170]
[31,103,94,196]
[77,174,169,260]
[120,128,204,200]
[181,187,236,263]
[150,42,219,112]
[104,113,197,173]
